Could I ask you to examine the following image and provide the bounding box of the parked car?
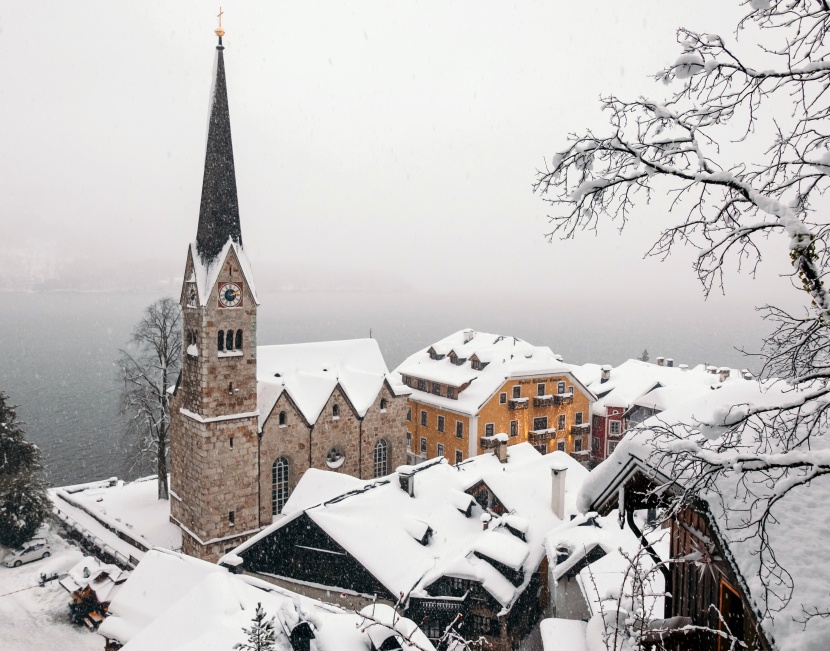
[4,539,51,567]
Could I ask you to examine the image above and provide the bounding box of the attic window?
[279,411,287,427]
[447,387,455,399]
[332,404,340,419]
[380,399,388,413]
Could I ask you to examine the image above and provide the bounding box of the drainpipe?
[257,430,262,529]
[308,425,313,468]
[358,418,364,479]
[626,507,672,617]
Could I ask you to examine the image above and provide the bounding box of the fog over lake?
[0,289,773,486]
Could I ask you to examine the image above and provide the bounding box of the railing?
[509,398,530,410]
[570,423,591,436]
[533,395,553,407]
[528,428,556,443]
[553,393,574,405]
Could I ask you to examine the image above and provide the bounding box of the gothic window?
[235,329,243,350]
[373,439,388,478]
[332,404,340,418]
[218,330,225,352]
[278,411,286,426]
[226,330,234,351]
[272,457,290,515]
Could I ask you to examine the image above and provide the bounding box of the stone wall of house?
[359,383,408,478]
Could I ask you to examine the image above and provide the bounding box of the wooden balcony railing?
[570,423,591,436]
[554,393,574,405]
[528,428,556,444]
[508,397,530,410]
[533,395,553,408]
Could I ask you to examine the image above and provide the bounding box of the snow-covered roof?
[576,380,830,651]
[540,618,589,651]
[572,359,746,417]
[235,444,588,612]
[100,548,433,651]
[393,329,592,416]
[59,556,128,605]
[256,338,407,428]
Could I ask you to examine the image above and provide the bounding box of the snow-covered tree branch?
[118,297,181,500]
[536,0,830,632]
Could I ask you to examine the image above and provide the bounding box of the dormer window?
[417,379,426,391]
[432,382,441,395]
[447,387,455,399]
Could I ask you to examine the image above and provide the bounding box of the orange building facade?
[396,330,594,466]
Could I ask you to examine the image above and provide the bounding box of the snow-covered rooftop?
[256,337,407,428]
[577,380,830,651]
[99,549,434,651]
[572,359,747,417]
[393,329,591,415]
[235,444,588,613]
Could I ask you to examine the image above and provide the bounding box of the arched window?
[226,330,234,351]
[380,398,388,412]
[272,457,290,515]
[374,440,388,478]
[278,411,286,426]
[218,330,225,352]
[235,329,243,351]
[332,404,340,418]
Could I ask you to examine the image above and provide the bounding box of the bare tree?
[535,0,830,630]
[118,297,181,500]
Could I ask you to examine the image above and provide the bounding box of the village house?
[167,31,408,562]
[575,379,829,651]
[574,358,752,466]
[226,443,588,651]
[393,329,595,465]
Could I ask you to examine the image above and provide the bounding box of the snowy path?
[0,529,102,651]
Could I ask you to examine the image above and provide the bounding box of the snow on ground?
[0,525,102,651]
[51,476,182,566]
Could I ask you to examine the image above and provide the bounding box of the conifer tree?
[0,392,51,548]
[234,602,277,651]
[639,349,649,363]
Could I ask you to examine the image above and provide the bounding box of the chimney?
[666,358,674,368]
[741,369,753,381]
[480,513,492,531]
[707,365,718,375]
[600,365,612,383]
[397,466,415,497]
[495,435,508,463]
[551,464,568,520]
[718,367,730,383]
[656,356,665,367]
[463,329,475,344]
[679,364,688,372]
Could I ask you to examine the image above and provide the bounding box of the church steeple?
[196,29,242,264]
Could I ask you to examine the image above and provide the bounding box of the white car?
[4,539,52,567]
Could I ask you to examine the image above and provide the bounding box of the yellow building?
[395,329,595,465]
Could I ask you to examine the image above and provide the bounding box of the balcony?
[508,397,530,411]
[553,393,574,405]
[528,428,556,444]
[533,395,553,408]
[570,423,591,436]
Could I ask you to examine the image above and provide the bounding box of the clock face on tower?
[218,282,243,308]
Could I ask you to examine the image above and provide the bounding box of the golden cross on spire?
[215,6,225,38]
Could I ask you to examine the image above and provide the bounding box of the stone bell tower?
[169,24,261,562]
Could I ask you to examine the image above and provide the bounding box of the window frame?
[437,415,445,433]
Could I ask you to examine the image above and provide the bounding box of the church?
[168,28,409,562]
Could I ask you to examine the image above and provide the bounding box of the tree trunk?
[157,433,169,500]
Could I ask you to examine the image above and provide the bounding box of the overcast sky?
[0,1,804,315]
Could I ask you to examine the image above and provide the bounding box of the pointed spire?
[196,30,242,263]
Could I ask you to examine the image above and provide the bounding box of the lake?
[0,290,770,485]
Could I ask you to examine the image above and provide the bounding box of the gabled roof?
[235,444,588,612]
[394,329,592,416]
[188,239,258,307]
[256,338,406,429]
[576,380,830,651]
